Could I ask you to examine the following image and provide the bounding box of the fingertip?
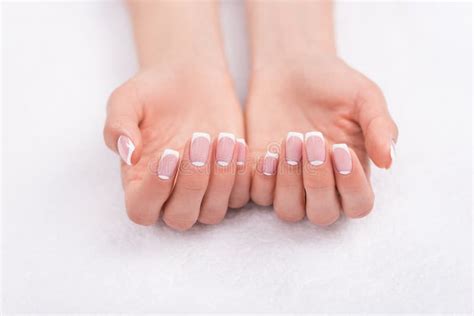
[365,117,397,169]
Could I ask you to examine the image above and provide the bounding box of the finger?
[332,143,374,218]
[250,149,279,206]
[103,81,143,165]
[356,83,398,169]
[273,133,305,222]
[162,133,211,231]
[199,133,238,224]
[303,132,340,226]
[229,138,251,208]
[123,148,180,226]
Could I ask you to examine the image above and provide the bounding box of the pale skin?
[104,0,398,230]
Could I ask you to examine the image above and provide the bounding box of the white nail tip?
[158,175,170,180]
[332,143,349,153]
[217,161,229,167]
[310,160,324,166]
[265,151,279,159]
[162,149,179,159]
[287,132,304,141]
[390,140,396,161]
[236,138,246,145]
[236,161,244,166]
[339,171,351,175]
[263,172,273,176]
[305,131,324,142]
[218,132,235,142]
[192,162,205,167]
[287,160,298,166]
[192,132,211,142]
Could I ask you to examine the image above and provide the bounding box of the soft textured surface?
[2,2,472,313]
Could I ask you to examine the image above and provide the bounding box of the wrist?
[247,0,337,72]
[128,0,227,71]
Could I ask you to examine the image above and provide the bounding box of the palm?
[121,69,244,185]
[247,56,371,171]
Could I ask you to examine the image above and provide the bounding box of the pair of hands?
[103,54,398,230]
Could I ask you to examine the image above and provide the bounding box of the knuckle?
[179,180,207,194]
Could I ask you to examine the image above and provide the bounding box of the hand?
[246,53,398,224]
[103,64,250,230]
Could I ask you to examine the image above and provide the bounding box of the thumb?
[103,80,143,165]
[356,83,398,169]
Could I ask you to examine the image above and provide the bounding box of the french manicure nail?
[216,132,235,167]
[117,135,135,165]
[236,138,246,166]
[263,151,278,176]
[157,149,179,180]
[286,132,303,165]
[305,131,325,166]
[389,139,396,168]
[332,143,352,175]
[190,132,210,167]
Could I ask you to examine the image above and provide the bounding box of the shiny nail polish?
[332,143,352,175]
[216,132,235,167]
[305,131,325,166]
[117,135,135,165]
[190,132,210,167]
[157,149,179,180]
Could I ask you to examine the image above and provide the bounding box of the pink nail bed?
[305,131,325,166]
[117,135,135,165]
[236,138,246,166]
[286,132,303,165]
[190,132,210,167]
[332,144,352,175]
[157,149,179,180]
[263,151,278,176]
[216,132,235,167]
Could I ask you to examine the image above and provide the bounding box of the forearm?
[127,0,226,69]
[246,0,336,68]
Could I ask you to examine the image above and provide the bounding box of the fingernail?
[157,149,179,180]
[190,132,211,167]
[117,135,135,165]
[305,131,325,166]
[286,132,303,165]
[332,143,352,175]
[389,139,396,168]
[263,151,278,176]
[216,132,235,167]
[236,138,246,166]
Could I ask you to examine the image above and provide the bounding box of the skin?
[246,1,398,225]
[103,1,251,230]
[104,0,398,229]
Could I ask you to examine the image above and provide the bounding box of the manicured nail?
[286,132,303,165]
[332,144,352,175]
[389,139,396,168]
[216,132,235,167]
[117,135,135,165]
[263,151,278,176]
[157,149,179,180]
[305,131,325,166]
[236,138,246,166]
[190,132,210,167]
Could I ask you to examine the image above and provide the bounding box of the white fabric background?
[2,1,472,313]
